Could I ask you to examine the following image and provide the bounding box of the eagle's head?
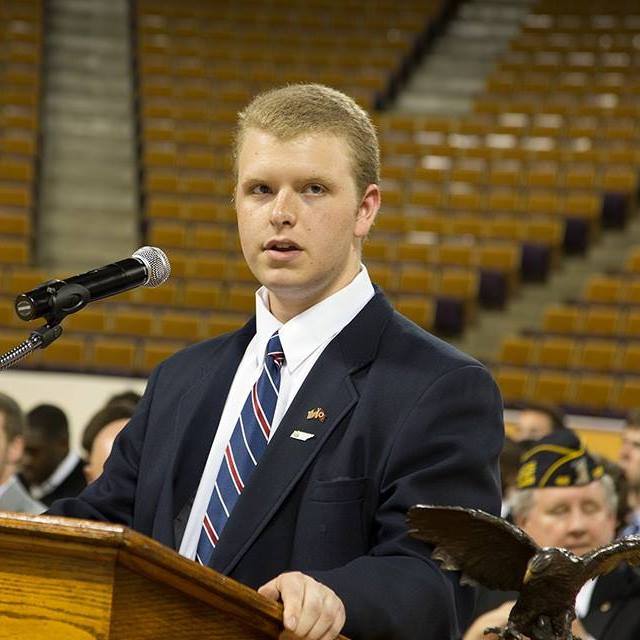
[523,548,579,584]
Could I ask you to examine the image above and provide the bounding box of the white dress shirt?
[179,266,375,559]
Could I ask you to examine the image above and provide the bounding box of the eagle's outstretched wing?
[408,505,539,592]
[582,535,640,580]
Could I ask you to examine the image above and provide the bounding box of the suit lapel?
[209,291,394,575]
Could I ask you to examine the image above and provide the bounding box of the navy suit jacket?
[49,291,504,639]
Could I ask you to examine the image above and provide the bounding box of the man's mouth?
[264,240,301,252]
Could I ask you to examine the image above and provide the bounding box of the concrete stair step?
[409,74,486,93]
[44,114,134,139]
[395,94,472,115]
[48,14,129,36]
[39,210,137,237]
[433,37,510,57]
[41,187,138,212]
[42,139,135,164]
[416,56,494,76]
[458,3,533,22]
[45,94,133,117]
[49,0,129,15]
[448,20,521,38]
[42,165,136,189]
[41,162,138,189]
[46,70,131,96]
[46,52,130,76]
[47,32,129,56]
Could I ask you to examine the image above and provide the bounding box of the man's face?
[618,427,640,489]
[514,410,554,442]
[0,414,8,482]
[0,413,22,485]
[235,129,379,320]
[20,428,67,486]
[84,418,128,484]
[518,482,616,556]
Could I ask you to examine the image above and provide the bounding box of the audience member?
[512,402,567,442]
[617,409,640,536]
[0,393,44,514]
[592,453,632,536]
[464,429,640,640]
[20,404,86,506]
[105,390,141,411]
[81,403,134,483]
[499,438,523,520]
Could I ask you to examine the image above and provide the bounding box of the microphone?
[14,246,171,322]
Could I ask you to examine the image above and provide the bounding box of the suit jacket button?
[600,602,611,612]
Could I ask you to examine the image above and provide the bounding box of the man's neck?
[0,466,15,487]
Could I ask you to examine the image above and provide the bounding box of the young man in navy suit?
[49,84,504,639]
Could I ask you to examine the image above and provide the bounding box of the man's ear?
[354,184,381,239]
[7,434,24,465]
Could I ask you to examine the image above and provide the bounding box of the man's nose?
[566,509,589,534]
[270,189,297,227]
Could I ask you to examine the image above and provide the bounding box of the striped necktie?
[196,331,285,566]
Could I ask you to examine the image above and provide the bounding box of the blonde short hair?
[234,84,380,197]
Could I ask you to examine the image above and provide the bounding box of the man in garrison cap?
[463,430,640,640]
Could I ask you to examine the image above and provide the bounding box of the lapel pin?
[290,430,315,442]
[306,407,326,422]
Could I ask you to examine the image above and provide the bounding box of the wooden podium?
[0,512,291,639]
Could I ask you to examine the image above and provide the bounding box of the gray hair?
[511,474,618,522]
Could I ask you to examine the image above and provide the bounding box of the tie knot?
[266,332,285,367]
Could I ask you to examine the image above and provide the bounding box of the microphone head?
[133,246,171,287]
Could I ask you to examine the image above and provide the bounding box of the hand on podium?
[258,571,346,640]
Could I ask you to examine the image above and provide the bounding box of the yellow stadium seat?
[543,305,580,333]
[538,337,576,369]
[616,377,640,410]
[574,375,615,410]
[183,282,223,309]
[208,314,246,336]
[530,370,573,405]
[397,266,436,295]
[579,339,618,372]
[159,311,202,340]
[498,335,536,367]
[93,338,137,371]
[620,344,640,374]
[584,276,622,304]
[141,340,184,372]
[583,307,620,336]
[63,308,108,334]
[495,367,530,403]
[395,296,434,330]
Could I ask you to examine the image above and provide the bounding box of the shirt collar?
[30,451,81,500]
[254,265,374,372]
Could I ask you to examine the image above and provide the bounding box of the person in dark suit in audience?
[20,404,86,506]
[0,392,44,514]
[47,84,504,640]
[464,430,640,640]
[618,409,640,537]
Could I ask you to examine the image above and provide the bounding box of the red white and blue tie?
[196,332,285,566]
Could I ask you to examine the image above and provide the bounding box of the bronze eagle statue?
[408,505,640,640]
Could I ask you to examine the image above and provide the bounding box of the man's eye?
[251,184,271,195]
[304,184,325,195]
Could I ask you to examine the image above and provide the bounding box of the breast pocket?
[293,477,371,571]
